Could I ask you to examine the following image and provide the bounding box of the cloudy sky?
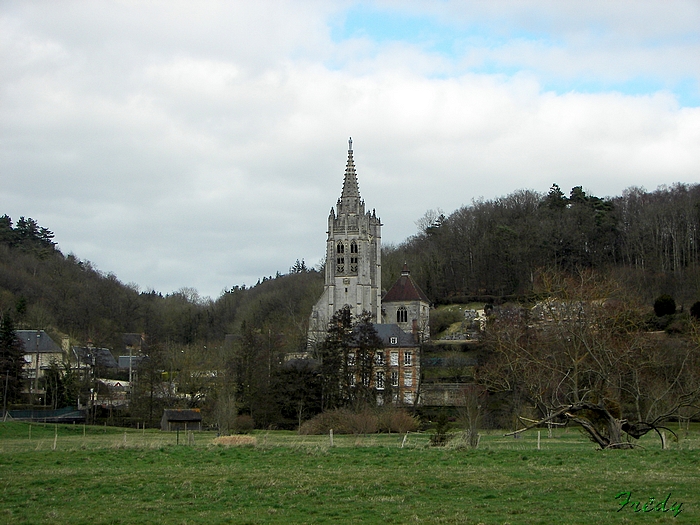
[2,1,699,299]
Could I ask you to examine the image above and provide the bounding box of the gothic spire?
[341,137,360,199]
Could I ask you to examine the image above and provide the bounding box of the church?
[308,139,430,404]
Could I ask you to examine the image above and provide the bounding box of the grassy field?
[0,422,698,524]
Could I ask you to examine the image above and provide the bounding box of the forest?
[1,182,699,434]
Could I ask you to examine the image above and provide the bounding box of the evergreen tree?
[352,310,383,407]
[318,306,383,410]
[319,305,353,410]
[0,312,25,404]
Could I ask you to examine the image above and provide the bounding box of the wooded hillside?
[382,183,700,306]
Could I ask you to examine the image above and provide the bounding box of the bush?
[429,412,453,446]
[299,409,356,435]
[654,294,676,317]
[690,301,700,320]
[232,414,255,434]
[377,407,420,434]
[430,308,463,335]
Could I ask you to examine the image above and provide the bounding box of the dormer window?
[390,336,398,345]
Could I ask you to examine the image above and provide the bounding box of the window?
[350,242,359,272]
[404,370,413,387]
[397,306,408,323]
[376,371,385,390]
[347,352,355,366]
[348,373,356,386]
[404,351,412,366]
[336,243,345,273]
[362,373,370,387]
[390,351,399,366]
[375,351,384,366]
[390,371,399,387]
[403,392,414,404]
[390,336,398,345]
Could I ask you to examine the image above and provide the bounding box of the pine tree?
[0,312,26,404]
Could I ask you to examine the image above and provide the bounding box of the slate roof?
[15,330,63,354]
[73,346,119,369]
[373,324,419,347]
[383,264,429,303]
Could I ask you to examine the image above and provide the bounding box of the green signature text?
[615,491,683,517]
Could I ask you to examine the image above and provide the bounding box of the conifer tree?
[0,312,25,404]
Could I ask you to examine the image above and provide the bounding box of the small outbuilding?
[160,408,203,431]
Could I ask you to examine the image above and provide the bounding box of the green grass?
[1,422,698,523]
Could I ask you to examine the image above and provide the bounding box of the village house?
[17,330,64,387]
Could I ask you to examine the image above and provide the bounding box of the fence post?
[329,428,334,447]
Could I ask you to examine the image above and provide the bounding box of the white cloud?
[1,1,698,298]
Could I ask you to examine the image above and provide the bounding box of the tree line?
[383,183,700,305]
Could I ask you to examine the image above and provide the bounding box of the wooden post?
[401,432,408,448]
[52,425,58,450]
[29,424,31,441]
[537,430,541,450]
[329,428,334,447]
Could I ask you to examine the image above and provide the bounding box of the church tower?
[309,138,382,344]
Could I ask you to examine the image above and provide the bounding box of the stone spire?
[341,137,360,200]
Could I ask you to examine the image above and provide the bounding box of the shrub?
[377,407,420,433]
[430,412,452,447]
[429,308,463,335]
[654,294,676,317]
[690,301,700,320]
[300,408,386,435]
[232,414,255,434]
[299,409,356,435]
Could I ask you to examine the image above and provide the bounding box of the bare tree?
[480,269,700,449]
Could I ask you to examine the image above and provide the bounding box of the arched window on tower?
[397,306,408,323]
[336,242,345,273]
[350,241,358,273]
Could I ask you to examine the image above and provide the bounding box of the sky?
[2,1,699,300]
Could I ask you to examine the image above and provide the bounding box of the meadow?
[0,422,698,524]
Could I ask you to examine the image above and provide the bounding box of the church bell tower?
[309,138,382,344]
